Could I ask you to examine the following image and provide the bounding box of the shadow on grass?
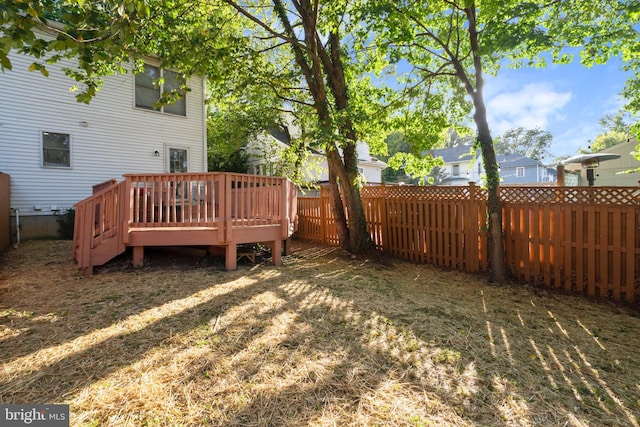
[0,247,231,363]
[1,241,639,426]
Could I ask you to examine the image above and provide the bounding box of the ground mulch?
[1,239,640,426]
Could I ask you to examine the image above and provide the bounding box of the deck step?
[90,236,125,267]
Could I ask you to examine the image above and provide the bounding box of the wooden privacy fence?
[296,184,640,303]
[0,173,10,251]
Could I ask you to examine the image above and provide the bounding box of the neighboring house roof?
[259,129,385,167]
[268,128,324,155]
[496,153,543,168]
[269,127,290,144]
[593,136,638,154]
[429,146,547,168]
[429,146,477,163]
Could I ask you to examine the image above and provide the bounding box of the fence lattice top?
[362,185,472,201]
[499,186,640,205]
[352,185,640,206]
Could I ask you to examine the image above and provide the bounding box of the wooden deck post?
[225,243,237,270]
[224,173,233,243]
[281,178,290,238]
[133,246,144,268]
[122,176,133,245]
[271,239,282,266]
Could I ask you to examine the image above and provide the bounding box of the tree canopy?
[494,127,552,161]
[3,0,640,278]
[589,111,636,152]
[1,0,248,102]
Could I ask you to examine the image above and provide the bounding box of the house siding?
[247,136,386,184]
[566,138,640,186]
[0,51,206,219]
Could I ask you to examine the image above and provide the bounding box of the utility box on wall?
[0,173,9,251]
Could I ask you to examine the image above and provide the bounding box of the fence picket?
[296,185,640,304]
[626,209,635,303]
[543,205,551,287]
[531,204,541,283]
[552,205,562,289]
[587,204,597,296]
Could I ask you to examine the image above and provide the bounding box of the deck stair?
[73,172,298,274]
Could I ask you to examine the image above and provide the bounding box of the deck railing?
[73,181,126,272]
[74,172,297,273]
[124,172,294,229]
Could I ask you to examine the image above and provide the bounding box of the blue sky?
[483,59,632,159]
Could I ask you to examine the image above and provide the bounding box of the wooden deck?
[73,172,298,274]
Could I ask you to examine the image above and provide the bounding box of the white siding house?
[428,146,481,184]
[0,50,207,239]
[247,129,386,185]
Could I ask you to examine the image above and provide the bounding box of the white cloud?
[486,82,572,136]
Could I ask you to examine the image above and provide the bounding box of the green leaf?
[0,54,12,71]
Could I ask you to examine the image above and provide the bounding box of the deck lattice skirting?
[73,172,298,275]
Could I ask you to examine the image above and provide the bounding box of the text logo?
[1,405,69,426]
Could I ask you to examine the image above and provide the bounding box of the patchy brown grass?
[1,240,640,426]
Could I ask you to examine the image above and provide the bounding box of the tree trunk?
[326,144,372,252]
[464,4,507,282]
[473,101,507,282]
[227,0,373,253]
[320,31,373,253]
[327,153,350,249]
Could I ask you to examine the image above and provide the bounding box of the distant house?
[0,37,207,239]
[428,146,480,184]
[427,146,556,185]
[564,137,640,186]
[246,125,387,185]
[495,153,557,185]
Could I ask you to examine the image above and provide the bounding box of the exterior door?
[169,148,188,173]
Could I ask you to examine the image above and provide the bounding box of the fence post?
[320,186,327,245]
[0,173,10,252]
[556,164,565,187]
[380,185,389,252]
[468,182,480,272]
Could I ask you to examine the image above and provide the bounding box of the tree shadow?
[0,246,242,363]
[1,241,640,426]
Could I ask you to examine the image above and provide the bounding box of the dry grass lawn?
[1,240,640,426]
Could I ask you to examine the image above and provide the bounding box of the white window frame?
[41,131,72,169]
[166,146,190,173]
[516,167,525,177]
[134,63,187,117]
[452,164,460,176]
